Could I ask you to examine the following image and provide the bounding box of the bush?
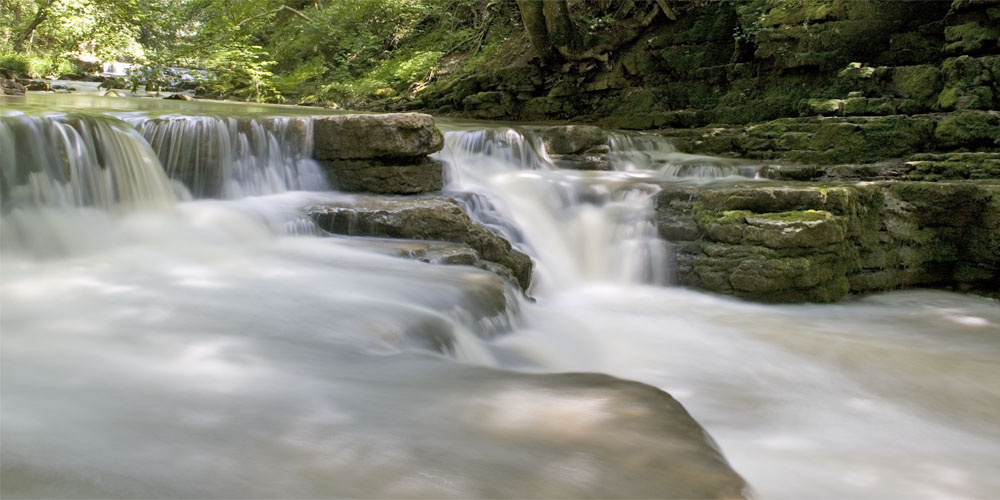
[0,53,31,74]
[0,52,76,78]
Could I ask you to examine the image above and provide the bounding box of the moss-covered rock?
[944,21,1000,54]
[891,65,943,103]
[657,180,1000,302]
[933,110,1000,149]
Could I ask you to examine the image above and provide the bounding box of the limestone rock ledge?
[309,196,533,292]
[313,113,445,194]
[321,157,444,194]
[656,181,1000,302]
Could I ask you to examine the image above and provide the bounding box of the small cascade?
[439,129,672,291]
[0,113,182,211]
[131,115,327,198]
[608,132,761,178]
[440,128,550,176]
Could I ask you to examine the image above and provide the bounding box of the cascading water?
[2,99,999,499]
[0,113,182,211]
[1,104,746,499]
[439,126,1000,499]
[130,114,327,198]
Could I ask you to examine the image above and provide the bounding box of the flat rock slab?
[313,113,444,160]
[321,157,444,194]
[309,196,533,292]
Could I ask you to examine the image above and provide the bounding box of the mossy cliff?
[405,0,997,164]
[656,181,1000,302]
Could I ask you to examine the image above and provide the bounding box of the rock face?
[313,113,443,160]
[409,0,997,168]
[309,196,533,292]
[322,157,444,194]
[313,113,446,194]
[0,78,26,96]
[656,181,1000,302]
[659,111,1000,166]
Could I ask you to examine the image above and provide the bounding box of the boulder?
[518,125,612,170]
[313,113,444,160]
[309,196,533,291]
[0,78,26,96]
[24,80,51,91]
[320,157,444,194]
[525,125,607,155]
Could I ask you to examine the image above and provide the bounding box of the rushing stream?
[2,94,999,499]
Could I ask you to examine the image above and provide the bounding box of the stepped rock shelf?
[303,113,998,303]
[308,113,533,292]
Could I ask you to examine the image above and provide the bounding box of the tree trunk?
[542,0,579,59]
[514,0,553,62]
[13,0,56,53]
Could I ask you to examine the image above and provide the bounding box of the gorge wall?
[417,1,998,150]
[404,0,1000,302]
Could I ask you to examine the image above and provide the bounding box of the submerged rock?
[23,80,51,92]
[523,125,612,170]
[313,113,444,160]
[526,125,606,155]
[309,196,533,292]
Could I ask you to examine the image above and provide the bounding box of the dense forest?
[1,0,522,103]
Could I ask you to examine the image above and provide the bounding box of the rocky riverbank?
[656,181,1000,302]
[302,112,998,303]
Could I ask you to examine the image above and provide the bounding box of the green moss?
[891,65,942,103]
[937,86,961,109]
[806,98,844,115]
[934,110,1000,149]
[760,0,836,26]
[720,210,754,222]
[755,210,832,222]
[883,31,944,65]
[944,22,1000,54]
[941,56,990,86]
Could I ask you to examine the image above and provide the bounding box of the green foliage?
[319,49,443,103]
[272,56,327,95]
[0,53,32,74]
[0,0,499,104]
[0,51,72,77]
[198,43,279,102]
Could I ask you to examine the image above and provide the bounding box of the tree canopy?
[1,0,679,103]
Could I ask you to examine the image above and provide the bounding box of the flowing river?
[2,94,999,499]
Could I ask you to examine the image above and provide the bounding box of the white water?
[2,106,999,498]
[439,127,1000,499]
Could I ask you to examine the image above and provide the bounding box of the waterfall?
[606,132,762,177]
[0,113,181,211]
[130,115,328,198]
[437,127,756,291]
[2,101,998,499]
